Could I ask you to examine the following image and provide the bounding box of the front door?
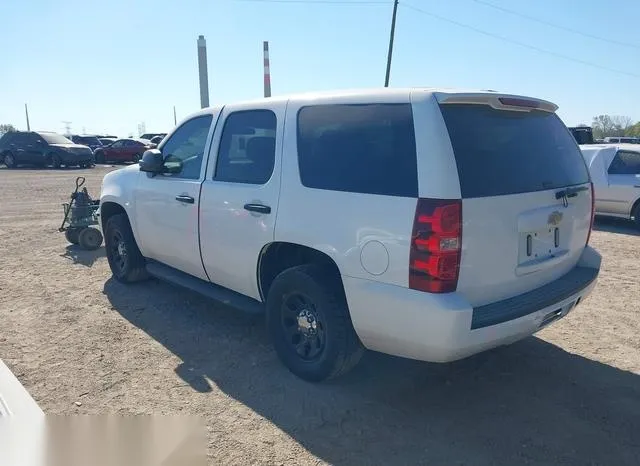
[200,106,284,300]
[134,112,218,279]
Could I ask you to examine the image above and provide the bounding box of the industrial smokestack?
[197,35,210,108]
[263,41,271,98]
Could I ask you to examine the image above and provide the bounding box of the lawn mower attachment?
[59,176,103,250]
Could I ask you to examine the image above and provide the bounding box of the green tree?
[626,122,640,137]
[0,123,16,134]
[592,115,633,138]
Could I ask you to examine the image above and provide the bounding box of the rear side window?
[297,104,418,197]
[440,104,590,198]
[609,151,640,175]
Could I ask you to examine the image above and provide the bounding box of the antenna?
[263,41,271,98]
[25,104,31,131]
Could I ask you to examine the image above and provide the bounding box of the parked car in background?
[69,135,103,153]
[140,133,167,141]
[603,136,639,144]
[580,143,640,228]
[568,126,594,145]
[98,137,117,146]
[149,135,165,147]
[93,138,152,164]
[99,88,601,382]
[0,131,94,168]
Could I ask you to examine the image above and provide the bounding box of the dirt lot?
[0,166,639,465]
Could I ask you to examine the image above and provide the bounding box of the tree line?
[586,115,640,139]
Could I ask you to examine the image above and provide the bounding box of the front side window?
[608,151,640,175]
[297,104,418,197]
[161,115,213,180]
[111,140,125,148]
[215,110,277,184]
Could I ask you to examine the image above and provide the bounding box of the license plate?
[519,227,561,264]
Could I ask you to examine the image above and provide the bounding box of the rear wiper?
[555,185,589,200]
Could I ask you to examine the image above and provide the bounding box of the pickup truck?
[100,88,601,382]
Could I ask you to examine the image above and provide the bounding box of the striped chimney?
[263,41,271,98]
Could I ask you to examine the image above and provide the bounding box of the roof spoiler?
[436,93,558,113]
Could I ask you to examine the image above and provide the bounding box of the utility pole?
[62,121,72,135]
[173,106,177,125]
[384,0,399,87]
[25,104,31,131]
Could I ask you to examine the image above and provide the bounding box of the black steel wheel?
[64,228,81,245]
[3,152,16,168]
[78,227,103,250]
[266,264,364,382]
[105,214,148,283]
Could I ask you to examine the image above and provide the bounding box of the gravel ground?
[0,166,639,465]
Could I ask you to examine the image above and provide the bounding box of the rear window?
[297,104,418,197]
[74,136,100,146]
[440,104,590,198]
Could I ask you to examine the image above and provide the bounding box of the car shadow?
[61,245,106,267]
[593,216,640,236]
[103,278,640,466]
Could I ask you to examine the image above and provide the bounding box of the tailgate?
[439,99,592,307]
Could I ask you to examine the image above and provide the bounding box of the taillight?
[409,198,462,293]
[586,181,595,245]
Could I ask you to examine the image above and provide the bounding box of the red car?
[93,138,152,164]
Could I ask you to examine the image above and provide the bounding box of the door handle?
[175,195,194,204]
[244,203,271,214]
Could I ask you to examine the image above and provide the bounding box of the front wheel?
[105,214,148,283]
[132,153,141,163]
[266,264,364,382]
[632,204,640,230]
[95,152,105,164]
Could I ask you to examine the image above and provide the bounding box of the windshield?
[40,133,72,145]
[440,104,590,198]
[75,136,101,146]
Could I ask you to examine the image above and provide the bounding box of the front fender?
[99,166,141,239]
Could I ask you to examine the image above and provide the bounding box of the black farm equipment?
[59,176,103,250]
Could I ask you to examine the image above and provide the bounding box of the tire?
[632,204,640,230]
[51,154,62,169]
[132,153,141,163]
[78,227,103,250]
[266,264,364,382]
[65,228,81,245]
[105,214,148,283]
[3,152,16,168]
[95,152,105,164]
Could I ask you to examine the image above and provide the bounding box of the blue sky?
[1,0,639,136]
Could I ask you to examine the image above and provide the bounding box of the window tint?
[608,151,640,175]
[111,140,124,148]
[161,114,212,180]
[297,104,418,197]
[440,104,590,198]
[215,110,277,184]
[39,133,72,144]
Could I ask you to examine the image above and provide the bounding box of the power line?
[401,2,640,79]
[233,0,387,4]
[470,0,640,50]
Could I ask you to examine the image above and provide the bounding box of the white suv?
[100,88,601,382]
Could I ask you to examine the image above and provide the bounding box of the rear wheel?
[132,153,141,163]
[632,204,640,230]
[78,227,103,250]
[105,214,148,282]
[266,264,364,382]
[3,152,16,168]
[51,154,62,169]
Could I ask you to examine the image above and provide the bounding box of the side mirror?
[139,149,164,173]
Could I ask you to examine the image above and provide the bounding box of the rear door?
[437,99,592,307]
[606,149,640,216]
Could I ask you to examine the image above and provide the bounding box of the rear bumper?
[344,246,601,363]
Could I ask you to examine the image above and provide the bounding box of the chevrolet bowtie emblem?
[548,211,563,226]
